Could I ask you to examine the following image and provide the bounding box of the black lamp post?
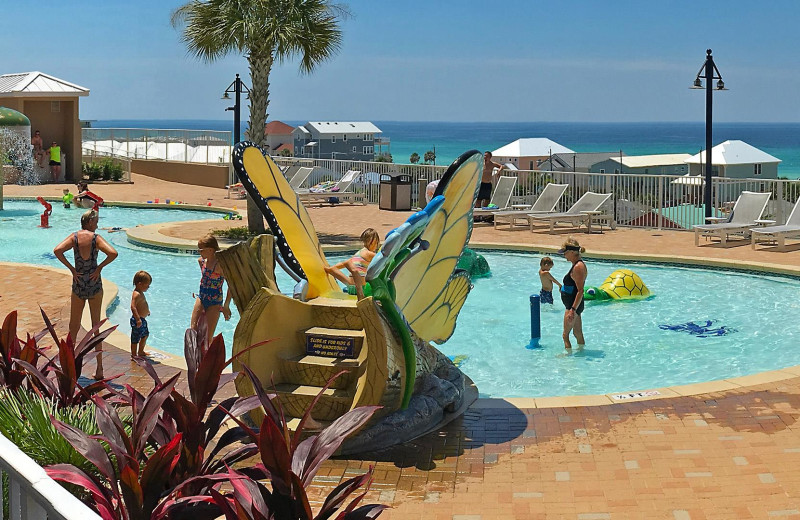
[691,49,728,218]
[222,74,250,144]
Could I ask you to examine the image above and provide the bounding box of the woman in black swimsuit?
[558,238,587,349]
[54,210,118,379]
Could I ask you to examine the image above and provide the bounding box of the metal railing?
[0,432,101,520]
[271,156,800,230]
[81,128,232,165]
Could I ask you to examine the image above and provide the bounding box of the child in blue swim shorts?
[130,271,152,358]
[538,256,561,305]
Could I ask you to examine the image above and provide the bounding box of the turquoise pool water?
[4,200,800,398]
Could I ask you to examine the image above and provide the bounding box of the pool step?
[274,384,353,422]
[280,354,362,389]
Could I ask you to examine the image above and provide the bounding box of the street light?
[691,49,728,218]
[222,73,251,144]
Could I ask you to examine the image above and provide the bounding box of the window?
[365,134,373,142]
[529,161,534,170]
[352,146,357,153]
[754,163,762,175]
[599,169,605,173]
[331,135,336,143]
[51,101,60,113]
[343,134,347,142]
[362,146,373,154]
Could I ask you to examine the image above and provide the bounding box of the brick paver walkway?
[6,176,800,518]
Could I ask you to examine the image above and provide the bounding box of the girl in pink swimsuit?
[191,234,232,343]
[325,228,380,298]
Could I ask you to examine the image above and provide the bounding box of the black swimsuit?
[560,260,585,315]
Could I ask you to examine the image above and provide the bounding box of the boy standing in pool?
[538,257,561,305]
[130,271,152,358]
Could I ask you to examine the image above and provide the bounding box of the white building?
[685,140,780,179]
[491,138,574,171]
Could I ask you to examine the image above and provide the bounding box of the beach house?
[685,140,780,179]
[491,138,574,171]
[264,120,295,155]
[0,71,89,181]
[293,121,384,161]
[538,152,624,173]
[590,154,691,175]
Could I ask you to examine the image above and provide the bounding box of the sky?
[3,0,800,122]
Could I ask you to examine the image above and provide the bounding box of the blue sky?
[3,0,800,122]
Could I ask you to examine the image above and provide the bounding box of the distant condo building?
[292,121,388,161]
[492,138,574,170]
[263,120,295,155]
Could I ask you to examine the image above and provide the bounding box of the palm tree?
[424,150,436,165]
[409,152,420,164]
[171,0,348,232]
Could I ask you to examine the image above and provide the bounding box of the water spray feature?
[0,107,38,210]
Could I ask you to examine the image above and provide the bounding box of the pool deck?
[6,176,800,518]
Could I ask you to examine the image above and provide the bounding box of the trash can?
[379,172,412,210]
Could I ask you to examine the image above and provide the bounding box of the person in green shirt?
[47,141,61,183]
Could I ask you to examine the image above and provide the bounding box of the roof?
[658,204,724,229]
[264,120,295,135]
[274,143,292,153]
[685,140,781,165]
[492,138,574,158]
[305,121,381,135]
[0,71,89,98]
[543,152,623,171]
[610,154,692,168]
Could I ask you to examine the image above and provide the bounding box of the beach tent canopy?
[685,140,781,165]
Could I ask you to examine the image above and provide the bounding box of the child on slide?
[324,228,380,299]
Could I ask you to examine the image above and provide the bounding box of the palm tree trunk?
[243,50,274,234]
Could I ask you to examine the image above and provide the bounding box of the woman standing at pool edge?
[191,234,232,343]
[558,237,587,350]
[53,209,118,379]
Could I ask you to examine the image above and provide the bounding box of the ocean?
[93,120,800,179]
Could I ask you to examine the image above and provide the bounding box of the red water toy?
[78,191,104,211]
[36,196,52,228]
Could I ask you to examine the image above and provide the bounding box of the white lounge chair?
[693,191,771,246]
[493,183,568,229]
[751,198,800,251]
[528,191,613,233]
[289,166,315,190]
[473,176,517,218]
[300,170,365,205]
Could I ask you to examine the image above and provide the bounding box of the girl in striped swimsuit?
[324,228,380,298]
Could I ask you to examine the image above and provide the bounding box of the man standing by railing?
[477,151,505,208]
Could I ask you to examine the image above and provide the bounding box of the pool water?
[446,252,800,397]
[4,200,800,398]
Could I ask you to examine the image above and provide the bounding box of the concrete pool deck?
[6,176,800,518]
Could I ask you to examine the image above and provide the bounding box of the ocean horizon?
[92,120,800,179]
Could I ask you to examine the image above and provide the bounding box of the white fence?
[81,128,232,165]
[273,156,800,230]
[0,433,101,520]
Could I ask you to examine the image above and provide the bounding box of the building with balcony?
[293,121,383,161]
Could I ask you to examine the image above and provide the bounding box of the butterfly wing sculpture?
[367,149,482,407]
[232,142,340,299]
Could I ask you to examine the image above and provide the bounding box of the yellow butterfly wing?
[392,150,482,343]
[235,144,340,299]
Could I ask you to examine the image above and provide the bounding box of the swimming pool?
[4,200,800,398]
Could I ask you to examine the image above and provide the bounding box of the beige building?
[0,71,89,181]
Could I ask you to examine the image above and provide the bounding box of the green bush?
[213,226,258,240]
[81,160,124,181]
[0,389,101,476]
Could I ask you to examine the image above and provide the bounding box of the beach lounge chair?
[299,169,365,205]
[473,176,518,219]
[693,191,771,246]
[289,166,315,190]
[750,198,800,251]
[527,191,612,233]
[492,183,568,229]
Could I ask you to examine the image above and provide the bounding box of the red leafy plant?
[161,366,388,520]
[47,373,182,520]
[0,310,46,391]
[17,309,118,408]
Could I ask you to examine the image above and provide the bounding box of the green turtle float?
[583,269,651,301]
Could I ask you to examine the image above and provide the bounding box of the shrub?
[0,311,45,392]
[213,226,257,240]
